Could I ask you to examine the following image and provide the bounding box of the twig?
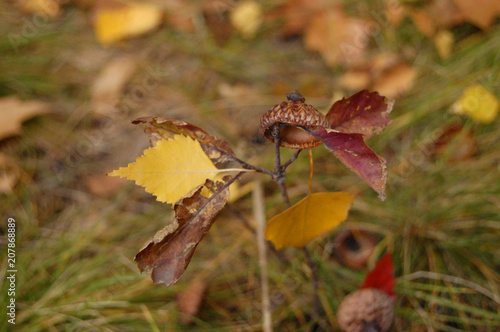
[282,149,302,170]
[272,125,291,207]
[253,180,273,332]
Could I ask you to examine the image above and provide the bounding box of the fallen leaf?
[361,253,395,298]
[409,9,436,37]
[0,153,21,193]
[91,55,138,116]
[135,178,234,286]
[108,135,219,204]
[339,70,371,91]
[372,63,417,98]
[19,0,60,17]
[273,0,330,38]
[85,174,127,197]
[265,192,354,249]
[163,0,196,33]
[451,0,500,30]
[177,279,207,324]
[434,30,454,60]
[0,96,51,141]
[93,0,163,45]
[451,84,499,123]
[304,6,373,67]
[230,0,262,39]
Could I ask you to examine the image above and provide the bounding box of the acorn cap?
[337,288,394,332]
[260,91,329,149]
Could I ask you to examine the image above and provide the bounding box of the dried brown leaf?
[304,6,373,67]
[135,178,234,286]
[372,63,417,98]
[452,0,500,30]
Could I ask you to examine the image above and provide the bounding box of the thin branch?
[282,149,302,170]
[272,125,291,208]
[222,152,274,176]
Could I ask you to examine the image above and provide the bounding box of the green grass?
[1,1,500,331]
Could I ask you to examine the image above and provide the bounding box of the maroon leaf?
[361,253,395,298]
[309,127,387,200]
[326,90,394,139]
[135,177,236,286]
[132,116,235,165]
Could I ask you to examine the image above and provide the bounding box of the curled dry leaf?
[135,178,235,286]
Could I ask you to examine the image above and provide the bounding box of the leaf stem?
[308,149,313,195]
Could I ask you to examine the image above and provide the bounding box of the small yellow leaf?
[94,0,163,45]
[265,192,354,250]
[452,84,499,123]
[230,0,262,39]
[108,135,218,204]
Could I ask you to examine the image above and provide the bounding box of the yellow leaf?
[265,192,354,250]
[230,0,262,39]
[108,135,219,204]
[94,0,163,45]
[452,84,499,123]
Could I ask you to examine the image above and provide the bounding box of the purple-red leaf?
[134,178,234,286]
[326,90,394,139]
[309,127,387,200]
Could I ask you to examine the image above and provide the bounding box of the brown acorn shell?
[337,288,394,332]
[259,98,329,149]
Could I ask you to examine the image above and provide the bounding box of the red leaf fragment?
[326,90,394,139]
[132,116,235,165]
[135,178,234,286]
[360,253,395,298]
[309,127,388,200]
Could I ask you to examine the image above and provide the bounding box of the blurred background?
[1,0,499,330]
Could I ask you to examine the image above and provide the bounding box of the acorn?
[259,91,329,149]
[337,288,394,332]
